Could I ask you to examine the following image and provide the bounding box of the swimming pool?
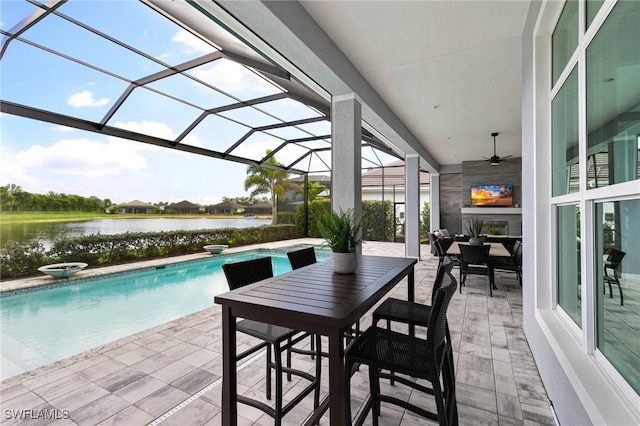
[0,247,329,380]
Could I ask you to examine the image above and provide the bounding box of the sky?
[0,0,363,206]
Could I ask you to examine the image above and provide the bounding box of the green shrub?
[0,225,297,280]
[295,199,330,237]
[294,199,394,241]
[277,211,295,225]
[0,241,49,278]
[420,202,430,236]
[361,200,394,241]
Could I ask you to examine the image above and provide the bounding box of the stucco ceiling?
[299,1,531,166]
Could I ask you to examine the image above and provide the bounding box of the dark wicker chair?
[603,248,626,305]
[373,256,454,332]
[490,240,522,287]
[286,247,317,270]
[345,269,459,425]
[372,256,455,386]
[286,247,325,357]
[459,244,495,296]
[222,257,322,424]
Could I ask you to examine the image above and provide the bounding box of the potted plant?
[466,217,485,246]
[317,208,362,274]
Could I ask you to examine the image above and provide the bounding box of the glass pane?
[0,0,40,31]
[263,126,315,141]
[187,114,250,152]
[552,0,579,85]
[271,144,311,169]
[307,151,332,173]
[586,1,640,189]
[186,58,281,100]
[0,41,128,122]
[256,98,323,122]
[23,13,164,79]
[229,132,284,162]
[108,88,203,139]
[552,67,579,196]
[557,205,581,327]
[595,199,640,394]
[297,120,331,136]
[297,140,331,150]
[146,73,234,111]
[586,0,605,29]
[219,106,281,128]
[58,1,217,67]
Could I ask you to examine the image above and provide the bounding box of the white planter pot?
[469,237,485,246]
[331,252,358,274]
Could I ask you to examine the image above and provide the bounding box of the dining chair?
[344,269,459,425]
[372,256,455,386]
[286,247,324,357]
[459,244,495,296]
[222,257,322,425]
[286,246,317,270]
[373,256,454,332]
[603,248,626,305]
[490,240,522,287]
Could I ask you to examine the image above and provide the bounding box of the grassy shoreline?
[0,212,271,224]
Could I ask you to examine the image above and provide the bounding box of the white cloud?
[171,29,215,54]
[191,61,276,94]
[155,52,173,62]
[115,120,176,140]
[51,125,75,133]
[0,137,150,180]
[113,120,204,149]
[67,90,109,108]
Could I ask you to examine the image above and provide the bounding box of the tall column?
[430,173,441,231]
[331,94,362,254]
[405,154,420,259]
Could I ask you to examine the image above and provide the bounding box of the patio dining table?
[214,254,417,425]
[446,242,513,290]
[446,241,511,258]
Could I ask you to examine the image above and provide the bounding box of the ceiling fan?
[484,132,513,166]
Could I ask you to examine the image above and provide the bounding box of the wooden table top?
[215,255,417,331]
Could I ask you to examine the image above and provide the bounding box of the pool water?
[0,248,328,380]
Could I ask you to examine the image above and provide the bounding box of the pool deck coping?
[0,238,326,293]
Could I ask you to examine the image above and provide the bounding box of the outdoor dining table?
[446,241,512,258]
[446,241,512,290]
[214,254,417,425]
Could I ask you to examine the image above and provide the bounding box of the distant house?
[361,160,431,216]
[115,200,155,214]
[286,174,331,202]
[206,201,246,214]
[164,200,201,214]
[244,201,273,216]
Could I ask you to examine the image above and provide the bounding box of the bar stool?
[344,270,459,425]
[222,256,322,425]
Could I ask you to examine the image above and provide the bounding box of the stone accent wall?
[462,158,522,206]
[440,173,463,234]
[461,157,523,236]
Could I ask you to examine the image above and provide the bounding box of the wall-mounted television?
[470,184,513,207]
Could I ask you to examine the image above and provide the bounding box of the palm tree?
[244,150,298,225]
[305,181,327,203]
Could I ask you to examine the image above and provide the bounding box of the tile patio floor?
[0,240,556,425]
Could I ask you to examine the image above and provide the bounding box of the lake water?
[0,217,272,248]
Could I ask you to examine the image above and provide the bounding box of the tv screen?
[471,184,513,207]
